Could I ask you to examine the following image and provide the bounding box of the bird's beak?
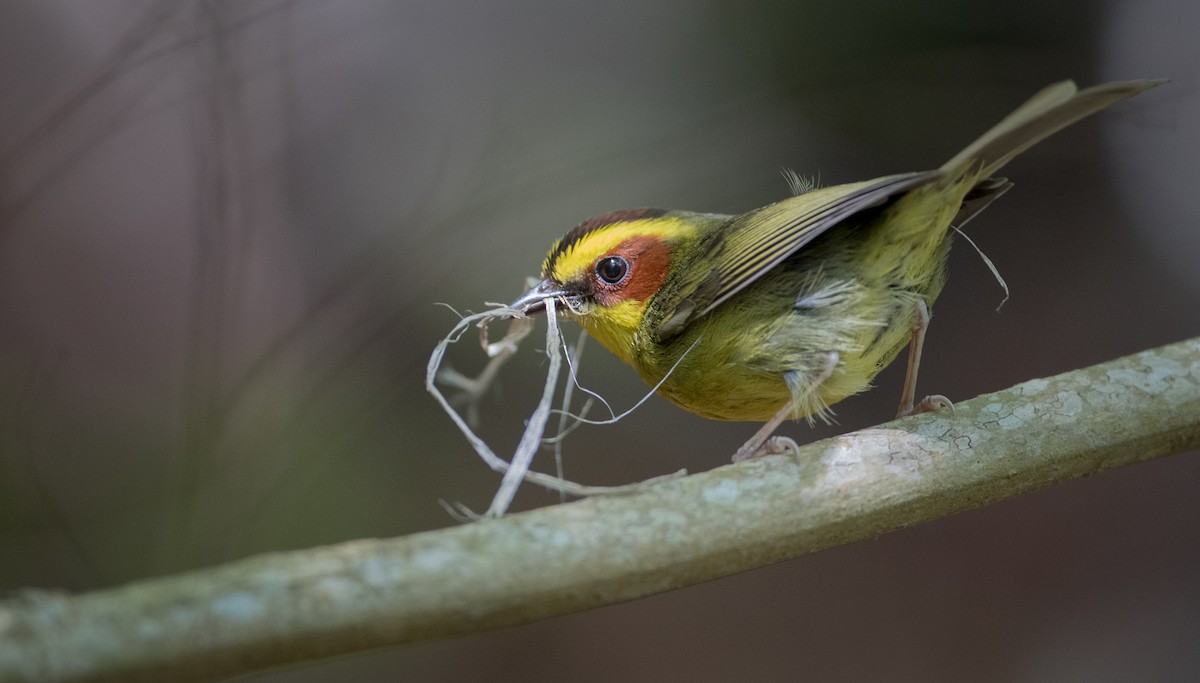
[510,279,569,315]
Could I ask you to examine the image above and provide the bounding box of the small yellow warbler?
[512,80,1162,461]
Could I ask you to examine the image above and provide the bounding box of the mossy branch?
[2,338,1198,683]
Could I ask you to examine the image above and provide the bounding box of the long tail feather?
[941,79,1165,179]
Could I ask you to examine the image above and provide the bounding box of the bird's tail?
[940,79,1164,180]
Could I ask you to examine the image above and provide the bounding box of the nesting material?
[427,300,684,518]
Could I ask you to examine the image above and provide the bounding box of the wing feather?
[697,171,940,317]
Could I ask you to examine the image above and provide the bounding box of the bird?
[510,79,1162,462]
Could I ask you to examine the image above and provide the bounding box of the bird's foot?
[896,394,955,419]
[732,435,800,463]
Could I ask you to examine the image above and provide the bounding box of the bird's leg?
[896,299,953,418]
[732,352,838,462]
[731,405,798,463]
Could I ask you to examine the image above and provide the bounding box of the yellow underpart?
[576,299,643,365]
[546,217,693,283]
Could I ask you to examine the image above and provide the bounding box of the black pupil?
[596,256,628,284]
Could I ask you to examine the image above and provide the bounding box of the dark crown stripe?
[543,207,668,275]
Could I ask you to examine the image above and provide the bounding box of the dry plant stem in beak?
[427,303,685,518]
[486,298,564,517]
[436,312,533,427]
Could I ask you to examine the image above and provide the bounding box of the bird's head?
[512,208,699,365]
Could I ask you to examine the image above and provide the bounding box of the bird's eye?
[595,256,629,285]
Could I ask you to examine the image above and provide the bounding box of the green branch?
[2,338,1198,683]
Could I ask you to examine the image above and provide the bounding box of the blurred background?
[2,1,1197,680]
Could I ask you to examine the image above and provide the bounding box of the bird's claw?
[897,394,955,419]
[732,435,800,463]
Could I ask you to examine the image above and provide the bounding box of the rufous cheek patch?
[592,236,671,306]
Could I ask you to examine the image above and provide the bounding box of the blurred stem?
[2,337,1198,683]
